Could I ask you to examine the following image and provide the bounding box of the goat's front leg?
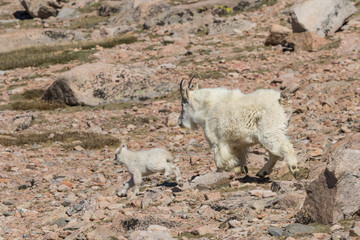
[130,169,142,199]
[214,143,233,172]
[117,176,135,197]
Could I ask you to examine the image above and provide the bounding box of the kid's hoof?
[117,192,127,198]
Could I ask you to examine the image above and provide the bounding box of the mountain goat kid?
[178,78,299,178]
[114,143,182,198]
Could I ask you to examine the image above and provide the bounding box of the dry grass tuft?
[0,131,120,150]
[0,35,137,70]
[0,0,9,6]
[0,89,66,111]
[9,100,66,111]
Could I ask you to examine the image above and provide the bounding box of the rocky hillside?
[0,0,359,239]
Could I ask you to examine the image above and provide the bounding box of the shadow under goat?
[114,143,182,198]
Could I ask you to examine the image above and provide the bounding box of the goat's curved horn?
[188,76,195,89]
[180,79,185,96]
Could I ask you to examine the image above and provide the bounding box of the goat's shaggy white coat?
[114,143,182,198]
[178,86,299,177]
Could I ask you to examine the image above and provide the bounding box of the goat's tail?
[166,151,175,163]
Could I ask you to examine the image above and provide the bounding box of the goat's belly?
[222,128,257,145]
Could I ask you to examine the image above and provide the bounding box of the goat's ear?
[115,147,120,154]
[195,83,199,90]
[185,87,191,100]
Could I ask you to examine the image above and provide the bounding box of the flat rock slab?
[290,0,357,37]
[283,223,316,237]
[42,63,177,106]
[184,172,232,190]
[268,226,283,237]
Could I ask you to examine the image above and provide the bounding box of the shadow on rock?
[13,11,32,20]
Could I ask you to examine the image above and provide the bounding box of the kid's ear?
[115,147,120,154]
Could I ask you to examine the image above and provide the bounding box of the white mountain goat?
[178,77,299,178]
[114,143,182,198]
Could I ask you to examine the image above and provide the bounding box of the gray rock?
[12,114,34,132]
[0,19,19,24]
[185,172,232,190]
[52,217,69,227]
[265,192,306,210]
[0,29,84,53]
[265,24,292,46]
[2,200,16,206]
[42,63,176,106]
[43,29,85,42]
[298,133,360,224]
[19,0,62,19]
[66,198,96,216]
[290,0,357,37]
[98,1,124,17]
[268,226,283,237]
[208,18,256,35]
[129,230,176,240]
[56,8,80,20]
[283,223,315,237]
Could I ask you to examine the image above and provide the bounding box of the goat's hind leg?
[232,146,249,175]
[172,164,183,186]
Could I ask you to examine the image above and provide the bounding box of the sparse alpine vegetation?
[0,35,137,70]
[0,131,120,150]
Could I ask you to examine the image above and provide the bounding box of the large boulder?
[0,29,84,53]
[42,63,176,106]
[109,0,264,33]
[265,24,292,46]
[0,113,34,134]
[336,33,360,56]
[98,1,124,17]
[297,133,360,224]
[19,0,63,19]
[290,0,357,37]
[284,32,329,51]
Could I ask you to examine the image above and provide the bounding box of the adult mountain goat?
[178,78,299,178]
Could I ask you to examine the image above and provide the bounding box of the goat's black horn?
[188,76,195,89]
[180,79,185,96]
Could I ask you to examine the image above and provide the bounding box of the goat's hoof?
[292,169,301,180]
[241,166,248,174]
[256,171,268,178]
[232,166,249,175]
[290,165,300,180]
